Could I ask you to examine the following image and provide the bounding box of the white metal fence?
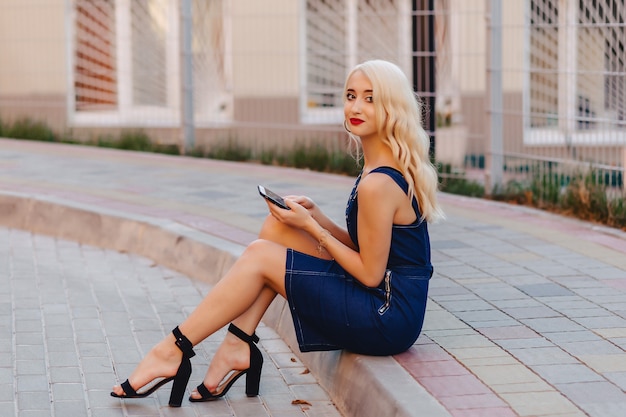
[71,0,231,127]
[435,0,625,197]
[0,0,624,196]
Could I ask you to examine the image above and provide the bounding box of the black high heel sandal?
[111,326,196,407]
[189,323,263,402]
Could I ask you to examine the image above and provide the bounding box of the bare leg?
[189,215,331,398]
[112,215,328,396]
[186,287,275,398]
[111,237,287,395]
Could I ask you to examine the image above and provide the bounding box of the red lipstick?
[350,118,364,125]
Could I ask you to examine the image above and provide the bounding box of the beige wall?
[502,0,525,91]
[447,0,525,95]
[577,28,605,119]
[231,0,300,97]
[453,0,486,94]
[0,0,67,95]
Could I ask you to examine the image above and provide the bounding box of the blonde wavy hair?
[344,60,445,223]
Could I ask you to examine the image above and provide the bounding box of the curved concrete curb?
[0,191,243,284]
[0,191,450,417]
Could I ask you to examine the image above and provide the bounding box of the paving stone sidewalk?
[2,138,626,417]
[1,227,342,417]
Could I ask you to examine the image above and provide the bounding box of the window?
[529,0,559,129]
[526,0,625,145]
[74,0,117,110]
[70,0,231,127]
[303,0,411,123]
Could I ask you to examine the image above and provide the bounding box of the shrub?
[288,143,329,171]
[206,139,252,161]
[437,163,485,197]
[441,177,485,197]
[279,143,360,175]
[5,117,57,142]
[96,134,117,148]
[259,148,276,165]
[117,130,152,151]
[561,171,609,222]
[608,197,626,229]
[289,144,309,169]
[3,115,623,231]
[492,180,531,205]
[329,152,361,176]
[184,147,205,158]
[275,153,288,166]
[305,144,331,172]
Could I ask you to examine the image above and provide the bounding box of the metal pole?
[427,0,435,159]
[412,0,436,159]
[488,0,503,193]
[181,0,195,153]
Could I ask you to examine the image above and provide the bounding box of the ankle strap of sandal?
[172,326,196,358]
[228,323,260,344]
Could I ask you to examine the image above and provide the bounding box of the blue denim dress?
[284,167,433,356]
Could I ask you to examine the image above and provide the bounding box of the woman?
[111,59,444,407]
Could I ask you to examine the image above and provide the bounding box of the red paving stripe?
[2,138,356,186]
[586,233,626,253]
[476,325,541,340]
[439,193,626,254]
[395,337,518,417]
[602,279,626,290]
[1,181,257,246]
[450,407,518,417]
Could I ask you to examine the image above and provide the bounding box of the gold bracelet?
[317,228,331,255]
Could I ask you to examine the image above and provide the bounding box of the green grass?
[206,139,252,162]
[2,115,624,231]
[2,117,57,142]
[440,162,626,231]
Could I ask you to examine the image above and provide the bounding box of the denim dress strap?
[368,166,421,217]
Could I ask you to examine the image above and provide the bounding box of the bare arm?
[272,174,403,287]
[305,174,399,287]
[287,195,356,250]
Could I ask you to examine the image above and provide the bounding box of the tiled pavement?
[1,228,340,417]
[2,138,626,417]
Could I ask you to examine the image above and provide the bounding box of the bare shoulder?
[358,171,404,201]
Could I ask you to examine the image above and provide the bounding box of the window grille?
[71,0,230,126]
[529,0,559,128]
[306,0,347,110]
[304,0,409,122]
[191,0,232,121]
[529,0,625,133]
[131,0,168,107]
[578,0,625,129]
[356,0,403,64]
[74,0,117,110]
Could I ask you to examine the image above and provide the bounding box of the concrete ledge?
[0,191,242,284]
[0,191,449,417]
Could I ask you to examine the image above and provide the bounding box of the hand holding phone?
[258,185,291,210]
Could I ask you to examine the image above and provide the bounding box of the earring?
[343,120,352,133]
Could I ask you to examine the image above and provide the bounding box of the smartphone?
[258,185,290,210]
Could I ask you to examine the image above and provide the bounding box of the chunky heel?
[190,323,264,402]
[111,326,195,407]
[245,339,263,396]
[167,347,192,406]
